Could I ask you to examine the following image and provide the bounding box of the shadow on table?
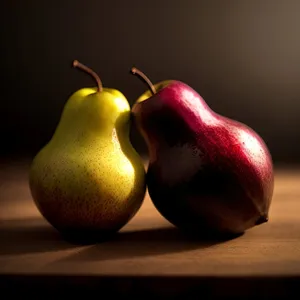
[0,218,78,255]
[57,226,241,262]
[0,217,242,258]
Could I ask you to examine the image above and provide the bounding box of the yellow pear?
[29,60,146,242]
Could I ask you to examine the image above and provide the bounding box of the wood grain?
[1,160,300,297]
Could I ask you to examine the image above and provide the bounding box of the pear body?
[132,81,274,236]
[29,87,146,240]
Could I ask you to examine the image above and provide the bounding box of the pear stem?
[130,67,156,95]
[73,60,103,93]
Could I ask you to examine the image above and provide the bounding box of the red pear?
[131,68,274,236]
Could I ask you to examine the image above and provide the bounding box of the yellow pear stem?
[73,60,103,93]
[130,67,156,95]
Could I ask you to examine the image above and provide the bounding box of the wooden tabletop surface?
[1,159,300,297]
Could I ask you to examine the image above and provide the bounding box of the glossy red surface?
[132,81,274,235]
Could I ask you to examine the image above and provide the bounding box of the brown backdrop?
[1,0,300,163]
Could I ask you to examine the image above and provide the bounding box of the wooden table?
[1,159,300,298]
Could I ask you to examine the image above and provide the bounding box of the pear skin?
[130,68,274,237]
[29,61,146,242]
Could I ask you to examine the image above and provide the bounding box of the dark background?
[1,0,300,164]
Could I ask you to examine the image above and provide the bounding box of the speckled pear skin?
[29,87,146,241]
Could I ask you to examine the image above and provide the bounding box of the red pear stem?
[131,67,156,95]
[73,60,103,93]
